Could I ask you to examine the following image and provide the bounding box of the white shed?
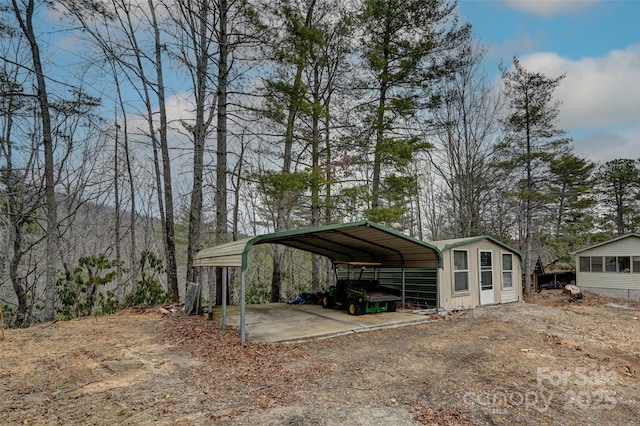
[573,233,640,300]
[431,236,523,310]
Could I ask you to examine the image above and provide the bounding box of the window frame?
[579,256,591,272]
[501,252,514,289]
[582,255,635,273]
[479,250,493,291]
[452,249,470,294]
[604,256,631,273]
[591,256,603,272]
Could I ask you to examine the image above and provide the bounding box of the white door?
[479,250,495,305]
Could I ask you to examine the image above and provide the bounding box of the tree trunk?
[9,220,28,325]
[148,0,179,301]
[232,136,247,241]
[114,115,122,299]
[116,73,138,289]
[270,0,317,302]
[215,0,229,303]
[372,79,387,209]
[324,97,332,225]
[186,0,212,285]
[1,83,31,325]
[12,0,58,321]
[524,98,533,295]
[310,61,322,293]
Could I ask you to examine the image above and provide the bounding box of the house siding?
[575,236,640,292]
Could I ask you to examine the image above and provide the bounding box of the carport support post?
[221,267,227,330]
[208,266,214,320]
[241,269,246,346]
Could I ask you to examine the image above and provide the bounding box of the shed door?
[479,250,495,305]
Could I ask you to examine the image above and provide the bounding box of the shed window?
[453,250,469,293]
[634,256,640,273]
[502,253,513,288]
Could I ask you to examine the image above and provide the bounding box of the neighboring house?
[573,234,640,300]
[431,236,523,310]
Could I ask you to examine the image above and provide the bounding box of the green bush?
[124,251,171,307]
[1,303,15,328]
[246,280,271,304]
[97,290,119,315]
[56,254,122,320]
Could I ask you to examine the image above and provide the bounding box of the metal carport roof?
[194,220,442,270]
[193,220,442,345]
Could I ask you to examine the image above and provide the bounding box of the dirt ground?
[1,290,639,425]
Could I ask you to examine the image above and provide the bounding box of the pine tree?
[355,0,471,226]
[498,57,571,293]
[596,158,640,235]
[543,153,597,267]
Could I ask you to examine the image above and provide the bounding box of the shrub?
[124,251,171,307]
[56,254,122,320]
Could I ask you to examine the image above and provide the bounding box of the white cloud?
[512,45,640,163]
[574,127,640,164]
[504,0,601,17]
[518,45,640,130]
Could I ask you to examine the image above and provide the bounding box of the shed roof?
[430,235,522,258]
[571,233,640,255]
[193,221,442,270]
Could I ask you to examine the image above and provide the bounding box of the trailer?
[322,263,402,315]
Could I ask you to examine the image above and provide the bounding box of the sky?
[31,0,639,168]
[456,0,640,164]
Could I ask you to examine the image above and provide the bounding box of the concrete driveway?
[216,303,434,343]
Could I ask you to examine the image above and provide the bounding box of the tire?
[347,302,357,315]
[322,295,333,309]
[348,301,365,316]
[388,301,397,312]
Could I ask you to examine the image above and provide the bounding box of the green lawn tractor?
[321,264,401,315]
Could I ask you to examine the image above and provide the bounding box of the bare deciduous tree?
[10,0,58,320]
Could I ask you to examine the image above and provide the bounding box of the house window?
[580,256,604,272]
[579,256,590,272]
[605,257,617,272]
[618,257,631,272]
[591,256,603,272]
[453,250,469,293]
[634,256,640,273]
[502,253,513,288]
[605,256,631,272]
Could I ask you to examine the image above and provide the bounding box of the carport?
[193,220,442,345]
